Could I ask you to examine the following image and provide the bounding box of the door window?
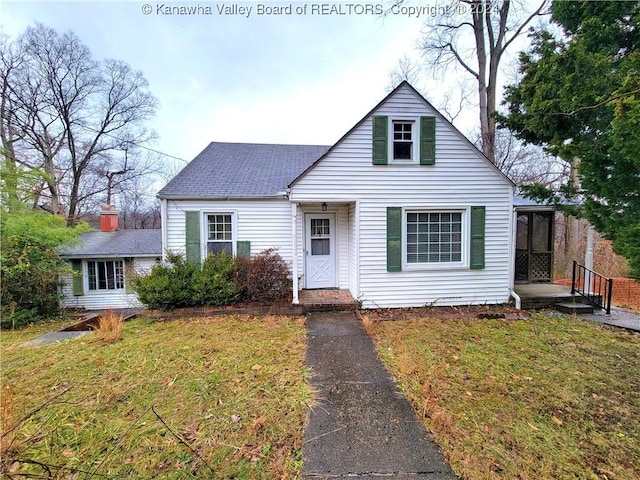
[310,218,330,255]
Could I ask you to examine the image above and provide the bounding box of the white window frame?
[203,212,236,257]
[86,259,125,291]
[389,117,419,163]
[403,207,469,270]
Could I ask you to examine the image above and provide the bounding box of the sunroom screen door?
[305,214,336,289]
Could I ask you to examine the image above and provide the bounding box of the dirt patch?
[555,277,640,312]
[364,304,530,322]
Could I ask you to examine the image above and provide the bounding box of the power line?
[78,123,189,163]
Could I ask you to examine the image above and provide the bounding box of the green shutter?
[124,258,135,294]
[470,206,485,270]
[420,116,436,165]
[71,259,84,296]
[387,207,402,272]
[372,115,388,165]
[185,211,201,264]
[236,241,251,258]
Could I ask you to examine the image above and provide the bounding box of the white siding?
[290,84,513,308]
[164,198,293,263]
[60,257,157,310]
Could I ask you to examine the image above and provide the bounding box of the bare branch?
[502,1,550,55]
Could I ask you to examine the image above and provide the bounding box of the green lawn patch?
[364,312,640,480]
[1,315,310,479]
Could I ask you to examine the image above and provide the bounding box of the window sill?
[389,160,436,166]
[87,289,126,293]
[403,263,468,272]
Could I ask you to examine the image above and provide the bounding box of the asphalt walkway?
[303,311,457,479]
[579,306,640,332]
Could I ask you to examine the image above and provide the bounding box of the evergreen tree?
[501,0,640,277]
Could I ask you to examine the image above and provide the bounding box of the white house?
[158,82,515,309]
[60,205,162,310]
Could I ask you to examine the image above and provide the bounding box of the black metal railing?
[571,260,614,314]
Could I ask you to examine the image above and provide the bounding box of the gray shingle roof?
[157,142,330,199]
[62,229,162,258]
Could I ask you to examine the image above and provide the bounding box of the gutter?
[157,194,288,201]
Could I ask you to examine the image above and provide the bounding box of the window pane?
[208,242,232,256]
[406,211,463,264]
[98,262,107,290]
[311,219,330,238]
[311,238,330,255]
[208,214,232,241]
[393,122,413,160]
[86,260,124,290]
[115,261,124,289]
[393,142,412,160]
[88,262,96,290]
[106,261,115,289]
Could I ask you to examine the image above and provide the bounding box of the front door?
[305,214,336,289]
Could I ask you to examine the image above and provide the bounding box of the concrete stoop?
[555,301,596,315]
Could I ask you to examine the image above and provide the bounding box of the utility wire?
[78,123,189,163]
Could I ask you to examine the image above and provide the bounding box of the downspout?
[510,289,522,310]
[509,189,519,309]
[160,198,168,263]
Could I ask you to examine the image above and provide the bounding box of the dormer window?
[372,115,436,165]
[393,121,413,161]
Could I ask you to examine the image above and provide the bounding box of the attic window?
[393,121,413,160]
[372,116,435,165]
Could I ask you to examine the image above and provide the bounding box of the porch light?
[321,202,328,211]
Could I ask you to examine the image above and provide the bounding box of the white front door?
[305,213,336,289]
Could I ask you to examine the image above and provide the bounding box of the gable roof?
[288,81,515,188]
[157,142,330,199]
[62,229,162,259]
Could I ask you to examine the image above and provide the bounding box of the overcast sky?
[2,0,456,170]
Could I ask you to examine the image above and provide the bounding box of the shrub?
[134,249,292,310]
[235,248,292,303]
[193,252,239,306]
[0,210,87,328]
[133,252,198,310]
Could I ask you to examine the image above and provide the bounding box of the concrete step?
[555,302,595,315]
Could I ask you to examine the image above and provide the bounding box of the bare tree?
[488,129,569,187]
[0,34,21,210]
[1,23,159,225]
[112,164,162,229]
[388,56,475,124]
[418,0,549,163]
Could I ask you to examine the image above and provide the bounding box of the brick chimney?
[99,205,119,232]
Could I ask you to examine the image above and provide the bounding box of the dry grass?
[95,308,124,342]
[0,315,311,479]
[365,312,640,480]
[1,385,21,471]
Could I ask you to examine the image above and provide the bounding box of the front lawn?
[1,315,310,479]
[364,312,640,480]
